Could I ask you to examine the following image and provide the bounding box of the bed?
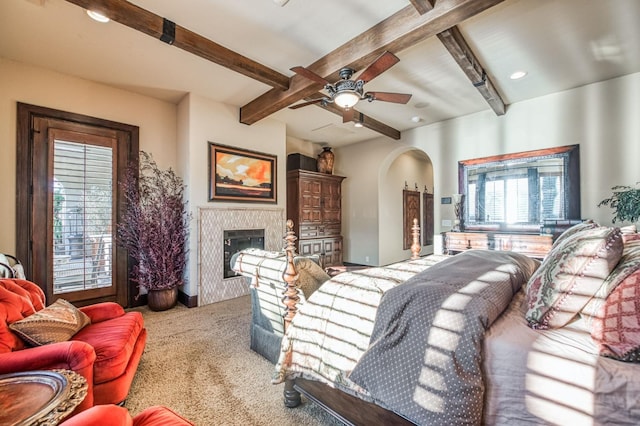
[233,220,640,425]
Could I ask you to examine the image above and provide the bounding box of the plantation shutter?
[52,137,115,295]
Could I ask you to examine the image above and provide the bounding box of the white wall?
[335,140,433,265]
[378,150,433,265]
[0,57,177,254]
[338,72,640,264]
[177,93,287,299]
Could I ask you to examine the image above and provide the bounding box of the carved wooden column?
[281,219,300,332]
[410,218,421,259]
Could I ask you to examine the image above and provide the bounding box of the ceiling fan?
[289,51,412,123]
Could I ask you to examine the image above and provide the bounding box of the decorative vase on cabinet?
[317,146,334,174]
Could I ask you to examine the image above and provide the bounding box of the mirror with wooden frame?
[458,145,581,233]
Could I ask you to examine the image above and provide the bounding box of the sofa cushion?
[133,405,195,426]
[72,311,145,384]
[591,268,640,361]
[525,226,623,329]
[9,298,91,346]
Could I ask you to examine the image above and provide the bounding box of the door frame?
[16,102,140,307]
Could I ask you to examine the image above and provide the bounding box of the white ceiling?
[2,0,639,147]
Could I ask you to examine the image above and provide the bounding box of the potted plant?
[598,183,640,224]
[118,151,190,311]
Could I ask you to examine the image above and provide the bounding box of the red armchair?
[60,405,194,426]
[0,279,147,413]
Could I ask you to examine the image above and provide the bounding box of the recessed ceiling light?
[354,122,363,128]
[411,116,422,123]
[510,70,528,80]
[87,10,110,23]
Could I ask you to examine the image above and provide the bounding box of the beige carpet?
[125,296,342,426]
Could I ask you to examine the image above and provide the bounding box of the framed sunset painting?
[208,143,277,203]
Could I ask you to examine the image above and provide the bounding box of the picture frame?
[208,143,277,203]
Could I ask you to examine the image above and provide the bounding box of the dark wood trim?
[178,289,198,308]
[293,378,413,425]
[458,144,581,233]
[458,145,577,167]
[240,0,505,125]
[16,102,139,308]
[63,0,289,91]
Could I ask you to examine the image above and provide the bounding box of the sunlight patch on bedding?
[413,383,445,413]
[525,394,594,426]
[525,338,597,424]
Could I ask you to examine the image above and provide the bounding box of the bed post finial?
[410,218,421,260]
[282,219,300,332]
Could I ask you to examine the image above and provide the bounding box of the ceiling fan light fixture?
[334,91,360,109]
[87,10,110,23]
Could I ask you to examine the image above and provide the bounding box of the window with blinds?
[52,140,114,294]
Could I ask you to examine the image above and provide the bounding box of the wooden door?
[16,103,139,307]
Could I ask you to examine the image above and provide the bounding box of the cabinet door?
[322,237,343,267]
[298,239,323,257]
[321,179,342,225]
[300,177,322,224]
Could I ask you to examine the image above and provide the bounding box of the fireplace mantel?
[198,206,284,305]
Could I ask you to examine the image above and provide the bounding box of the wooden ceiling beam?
[63,0,290,90]
[408,1,506,115]
[409,0,435,15]
[318,106,402,141]
[437,26,506,115]
[241,0,505,126]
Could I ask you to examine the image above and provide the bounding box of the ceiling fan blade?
[342,108,355,123]
[289,98,327,109]
[358,51,400,83]
[290,66,330,86]
[366,91,412,104]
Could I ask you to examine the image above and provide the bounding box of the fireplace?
[198,207,284,306]
[223,229,265,278]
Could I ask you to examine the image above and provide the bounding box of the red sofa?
[0,279,147,412]
[61,405,194,426]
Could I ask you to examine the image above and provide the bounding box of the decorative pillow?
[9,298,91,346]
[0,254,12,278]
[591,268,640,361]
[551,220,598,249]
[620,224,637,235]
[623,232,640,244]
[293,256,330,298]
[581,236,640,325]
[525,226,623,329]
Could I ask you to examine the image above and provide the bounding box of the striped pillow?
[581,235,640,325]
[525,226,623,329]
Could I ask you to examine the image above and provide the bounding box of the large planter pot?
[147,287,178,311]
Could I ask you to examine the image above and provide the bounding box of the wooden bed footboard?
[280,218,421,425]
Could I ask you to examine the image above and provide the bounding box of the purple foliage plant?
[118,151,190,294]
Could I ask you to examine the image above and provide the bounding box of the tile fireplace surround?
[198,206,285,305]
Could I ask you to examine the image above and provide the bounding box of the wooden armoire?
[287,169,345,267]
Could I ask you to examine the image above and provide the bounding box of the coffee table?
[0,369,87,425]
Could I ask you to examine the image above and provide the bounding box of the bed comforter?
[349,250,539,425]
[275,250,640,425]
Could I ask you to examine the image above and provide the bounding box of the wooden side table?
[0,369,87,426]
